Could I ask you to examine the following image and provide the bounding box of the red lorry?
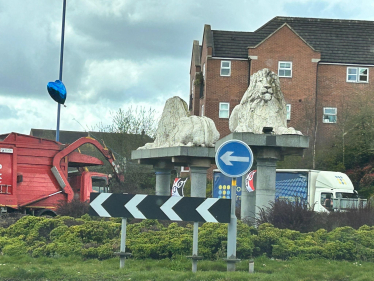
[0,132,123,216]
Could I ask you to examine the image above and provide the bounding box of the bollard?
[249,260,254,273]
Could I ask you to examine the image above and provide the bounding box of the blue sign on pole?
[215,140,254,178]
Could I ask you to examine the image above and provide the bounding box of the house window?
[220,61,231,76]
[219,102,229,118]
[286,104,291,120]
[203,63,206,78]
[347,67,368,83]
[191,79,194,96]
[201,104,204,116]
[278,61,292,78]
[323,107,337,123]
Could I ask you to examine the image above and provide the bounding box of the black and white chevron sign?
[89,193,231,223]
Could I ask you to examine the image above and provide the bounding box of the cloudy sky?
[1,0,374,136]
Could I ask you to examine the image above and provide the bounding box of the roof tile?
[212,16,374,64]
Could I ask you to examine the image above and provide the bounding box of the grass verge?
[0,255,373,281]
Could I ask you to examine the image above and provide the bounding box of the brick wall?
[204,58,249,137]
[316,64,374,146]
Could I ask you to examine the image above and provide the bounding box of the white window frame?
[203,63,206,78]
[278,61,292,78]
[347,67,369,83]
[219,102,230,118]
[201,104,204,116]
[286,104,291,120]
[323,107,337,123]
[220,61,231,76]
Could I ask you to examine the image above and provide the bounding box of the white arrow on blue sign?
[215,140,254,178]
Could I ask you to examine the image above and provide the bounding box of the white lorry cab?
[213,169,366,212]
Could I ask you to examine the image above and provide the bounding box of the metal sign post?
[215,140,253,272]
[117,218,132,268]
[226,177,239,271]
[188,221,203,272]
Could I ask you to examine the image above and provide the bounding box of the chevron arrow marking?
[90,193,112,217]
[196,198,219,223]
[125,194,147,219]
[160,197,183,221]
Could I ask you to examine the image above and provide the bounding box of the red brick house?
[189,17,374,160]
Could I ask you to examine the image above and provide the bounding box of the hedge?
[2,215,374,261]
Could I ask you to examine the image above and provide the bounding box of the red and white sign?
[171,177,188,197]
[245,170,257,192]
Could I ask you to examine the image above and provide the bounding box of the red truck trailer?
[0,132,123,216]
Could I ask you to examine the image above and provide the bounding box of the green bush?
[127,222,192,259]
[82,243,114,260]
[3,215,374,262]
[199,223,228,259]
[2,237,28,256]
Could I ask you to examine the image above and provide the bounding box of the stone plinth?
[216,133,309,222]
[131,146,215,196]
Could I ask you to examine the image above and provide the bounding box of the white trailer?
[213,169,367,212]
[276,169,366,212]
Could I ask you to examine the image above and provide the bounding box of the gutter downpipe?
[313,61,320,169]
[247,57,251,87]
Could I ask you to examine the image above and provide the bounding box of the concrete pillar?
[255,147,281,219]
[190,166,208,198]
[153,161,174,196]
[240,174,256,224]
[189,159,211,198]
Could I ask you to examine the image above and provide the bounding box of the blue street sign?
[215,140,254,178]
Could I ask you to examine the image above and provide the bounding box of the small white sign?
[0,148,13,154]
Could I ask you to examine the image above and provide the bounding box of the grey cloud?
[0,105,17,119]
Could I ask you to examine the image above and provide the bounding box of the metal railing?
[333,198,368,211]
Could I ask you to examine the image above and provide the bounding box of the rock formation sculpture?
[139,96,220,149]
[229,68,302,135]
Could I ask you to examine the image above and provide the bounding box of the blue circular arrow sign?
[215,140,254,178]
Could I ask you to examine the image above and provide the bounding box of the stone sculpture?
[229,68,302,135]
[139,96,220,149]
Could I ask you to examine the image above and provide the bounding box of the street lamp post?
[56,0,67,142]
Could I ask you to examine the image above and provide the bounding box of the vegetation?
[3,200,374,280]
[87,106,159,194]
[2,214,374,263]
[55,199,90,218]
[257,199,374,232]
[1,255,374,281]
[96,106,158,138]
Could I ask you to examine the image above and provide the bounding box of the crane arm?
[51,137,124,202]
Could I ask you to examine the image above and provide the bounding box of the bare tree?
[90,106,159,194]
[97,106,158,138]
